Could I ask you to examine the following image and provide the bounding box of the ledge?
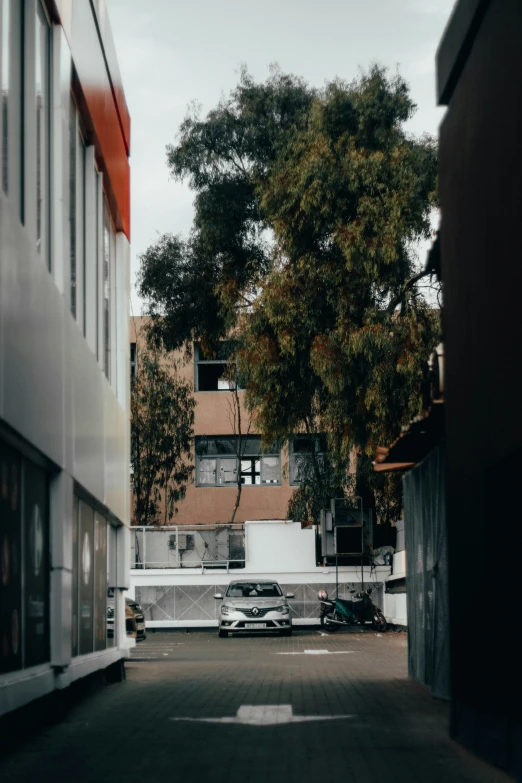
[0,647,128,718]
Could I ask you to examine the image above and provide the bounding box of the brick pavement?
[0,629,512,783]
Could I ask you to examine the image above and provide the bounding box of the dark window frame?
[194,343,245,392]
[195,436,281,487]
[289,435,328,486]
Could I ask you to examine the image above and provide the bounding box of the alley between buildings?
[0,631,510,783]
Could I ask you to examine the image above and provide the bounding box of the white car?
[215,580,294,637]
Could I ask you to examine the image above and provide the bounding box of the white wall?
[382,551,407,626]
[393,550,406,576]
[245,521,316,573]
[383,593,407,626]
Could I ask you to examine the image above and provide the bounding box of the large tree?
[138,65,440,524]
[131,346,195,526]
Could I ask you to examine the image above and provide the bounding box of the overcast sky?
[106,0,456,314]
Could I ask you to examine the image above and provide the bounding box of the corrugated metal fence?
[403,444,450,700]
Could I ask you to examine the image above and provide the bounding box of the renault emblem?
[252,607,259,616]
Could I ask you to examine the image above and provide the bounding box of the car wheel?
[218,629,228,638]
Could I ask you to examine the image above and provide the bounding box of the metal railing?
[131,525,245,571]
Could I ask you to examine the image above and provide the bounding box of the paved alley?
[0,630,511,783]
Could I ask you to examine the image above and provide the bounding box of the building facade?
[130,317,296,528]
[130,320,394,627]
[0,0,131,718]
[437,0,522,776]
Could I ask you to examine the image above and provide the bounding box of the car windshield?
[226,582,282,598]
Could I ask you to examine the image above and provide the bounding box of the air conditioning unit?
[229,533,245,563]
[331,497,363,526]
[178,534,194,551]
[335,525,363,555]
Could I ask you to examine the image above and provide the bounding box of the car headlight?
[275,605,289,614]
[221,605,235,615]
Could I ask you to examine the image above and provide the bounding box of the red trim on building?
[47,0,131,239]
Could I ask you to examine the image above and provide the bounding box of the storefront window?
[79,500,94,655]
[71,495,79,657]
[73,497,110,656]
[0,441,22,673]
[0,439,49,673]
[94,513,107,652]
[106,524,117,648]
[23,460,50,667]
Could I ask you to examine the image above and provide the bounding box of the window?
[77,128,86,331]
[106,525,117,648]
[0,438,50,673]
[94,513,107,652]
[290,435,328,485]
[95,169,102,361]
[103,201,113,380]
[1,0,11,195]
[226,582,282,598]
[72,495,110,656]
[35,0,50,268]
[196,436,281,487]
[130,342,137,384]
[69,97,86,323]
[195,343,245,392]
[1,0,22,214]
[69,98,77,315]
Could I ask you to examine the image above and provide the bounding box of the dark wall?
[439,0,522,776]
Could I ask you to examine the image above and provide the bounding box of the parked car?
[126,597,146,642]
[125,601,136,639]
[215,580,294,637]
[106,592,145,641]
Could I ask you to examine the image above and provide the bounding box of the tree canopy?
[138,64,440,523]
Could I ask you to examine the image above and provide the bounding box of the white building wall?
[129,521,391,628]
[0,1,131,718]
[383,593,407,627]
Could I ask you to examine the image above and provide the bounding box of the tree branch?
[386,268,433,314]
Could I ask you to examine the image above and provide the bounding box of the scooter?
[318,588,387,632]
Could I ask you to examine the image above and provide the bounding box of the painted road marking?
[170,705,354,726]
[273,650,355,656]
[304,649,329,654]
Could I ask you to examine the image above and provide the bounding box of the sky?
[106,0,456,314]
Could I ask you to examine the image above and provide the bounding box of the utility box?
[178,534,194,551]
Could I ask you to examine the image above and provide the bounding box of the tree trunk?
[230,383,243,524]
[230,481,242,524]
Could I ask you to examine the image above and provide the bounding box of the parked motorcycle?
[318,588,387,632]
